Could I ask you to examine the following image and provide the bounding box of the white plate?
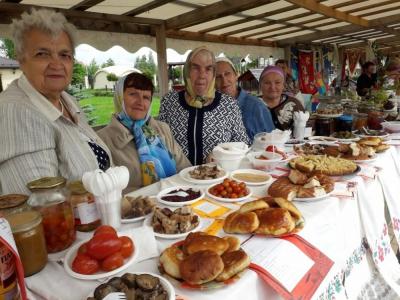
[230,169,273,186]
[293,191,333,202]
[314,113,343,118]
[64,237,139,280]
[307,136,337,142]
[353,156,378,164]
[206,184,252,203]
[334,137,360,143]
[157,186,204,207]
[179,165,227,185]
[356,133,390,139]
[121,214,149,224]
[144,216,202,239]
[87,272,175,300]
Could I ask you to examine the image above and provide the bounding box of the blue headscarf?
[114,74,177,186]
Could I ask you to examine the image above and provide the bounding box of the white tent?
[93,65,141,90]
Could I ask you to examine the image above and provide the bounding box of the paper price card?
[190,199,232,218]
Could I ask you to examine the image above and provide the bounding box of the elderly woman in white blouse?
[0,9,111,194]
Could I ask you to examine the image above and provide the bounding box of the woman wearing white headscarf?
[158,47,249,165]
[98,72,190,192]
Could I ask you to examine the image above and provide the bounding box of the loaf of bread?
[215,250,250,282]
[255,208,295,235]
[223,211,259,234]
[268,177,298,201]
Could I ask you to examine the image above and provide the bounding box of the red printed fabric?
[298,51,317,94]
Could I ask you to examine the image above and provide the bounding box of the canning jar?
[368,111,385,130]
[68,181,101,232]
[27,177,75,253]
[6,211,47,276]
[0,194,29,217]
[315,117,334,136]
[352,113,368,131]
[334,115,353,132]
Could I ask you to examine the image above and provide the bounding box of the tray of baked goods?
[289,155,359,176]
[268,169,334,201]
[159,232,250,289]
[223,197,304,237]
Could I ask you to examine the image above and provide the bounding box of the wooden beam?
[285,0,369,27]
[156,24,168,98]
[198,4,297,34]
[165,0,275,30]
[70,0,103,11]
[2,0,23,3]
[0,2,162,25]
[124,0,175,17]
[166,29,276,47]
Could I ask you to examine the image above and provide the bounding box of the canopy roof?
[0,0,399,55]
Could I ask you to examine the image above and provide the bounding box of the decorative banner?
[298,50,317,94]
[341,52,347,83]
[347,50,361,76]
[315,72,327,95]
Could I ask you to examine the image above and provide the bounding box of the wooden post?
[156,23,168,98]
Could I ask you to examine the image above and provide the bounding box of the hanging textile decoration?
[322,46,332,84]
[290,47,299,81]
[347,50,361,76]
[298,50,317,94]
[315,72,327,95]
[341,52,347,83]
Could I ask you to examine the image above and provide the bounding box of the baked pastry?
[289,155,357,176]
[273,197,302,221]
[288,169,308,185]
[297,187,326,198]
[215,250,250,282]
[267,177,298,201]
[255,208,295,235]
[183,233,229,255]
[223,212,259,234]
[375,143,390,153]
[223,236,241,253]
[179,250,224,285]
[358,137,382,147]
[239,199,269,213]
[159,245,185,279]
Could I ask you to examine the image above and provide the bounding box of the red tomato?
[101,252,124,272]
[265,145,277,152]
[86,233,122,260]
[72,253,99,275]
[231,193,238,199]
[94,225,118,237]
[78,242,88,254]
[119,236,134,258]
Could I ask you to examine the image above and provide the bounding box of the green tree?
[106,73,118,82]
[0,38,16,59]
[71,62,86,86]
[135,52,156,81]
[87,59,99,89]
[101,58,115,68]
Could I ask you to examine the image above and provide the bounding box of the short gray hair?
[11,8,77,59]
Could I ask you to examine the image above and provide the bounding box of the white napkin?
[252,129,291,150]
[293,111,310,124]
[120,226,159,262]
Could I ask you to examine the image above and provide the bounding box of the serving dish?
[179,165,227,185]
[157,186,204,207]
[230,169,273,186]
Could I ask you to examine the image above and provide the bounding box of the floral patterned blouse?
[267,94,304,131]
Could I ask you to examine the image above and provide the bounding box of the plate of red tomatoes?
[206,178,252,203]
[64,225,138,280]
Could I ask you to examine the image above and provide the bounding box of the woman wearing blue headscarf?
[98,72,191,192]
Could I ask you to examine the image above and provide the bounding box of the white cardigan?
[0,75,111,194]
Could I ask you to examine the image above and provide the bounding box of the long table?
[25,146,400,300]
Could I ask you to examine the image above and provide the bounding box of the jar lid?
[67,181,88,195]
[27,176,66,191]
[0,194,28,209]
[337,115,353,121]
[5,210,42,233]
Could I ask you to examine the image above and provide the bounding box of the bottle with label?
[67,181,101,232]
[0,242,19,300]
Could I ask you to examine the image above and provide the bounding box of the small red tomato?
[101,252,124,272]
[119,236,134,258]
[94,225,118,237]
[230,193,238,199]
[78,242,88,254]
[72,253,99,275]
[223,181,230,188]
[87,233,122,260]
[226,187,233,193]
[220,190,228,197]
[239,182,246,189]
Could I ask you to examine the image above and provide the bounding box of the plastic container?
[27,177,75,253]
[6,211,47,277]
[68,181,101,232]
[0,194,29,217]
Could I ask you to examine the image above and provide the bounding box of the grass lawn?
[78,95,161,126]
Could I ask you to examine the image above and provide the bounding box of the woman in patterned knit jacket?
[158,47,250,166]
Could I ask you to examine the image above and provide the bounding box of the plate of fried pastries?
[159,232,250,289]
[223,197,304,237]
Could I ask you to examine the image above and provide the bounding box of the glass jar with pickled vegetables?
[6,211,47,276]
[27,177,75,253]
[67,181,101,232]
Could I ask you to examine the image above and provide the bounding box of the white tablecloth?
[25,149,400,300]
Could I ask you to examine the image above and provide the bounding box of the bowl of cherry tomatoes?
[64,225,138,280]
[206,178,252,202]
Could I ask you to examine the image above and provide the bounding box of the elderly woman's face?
[189,52,214,96]
[19,28,73,100]
[124,87,152,120]
[261,72,284,101]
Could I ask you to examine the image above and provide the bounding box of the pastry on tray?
[159,232,250,285]
[223,197,304,236]
[289,155,357,176]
